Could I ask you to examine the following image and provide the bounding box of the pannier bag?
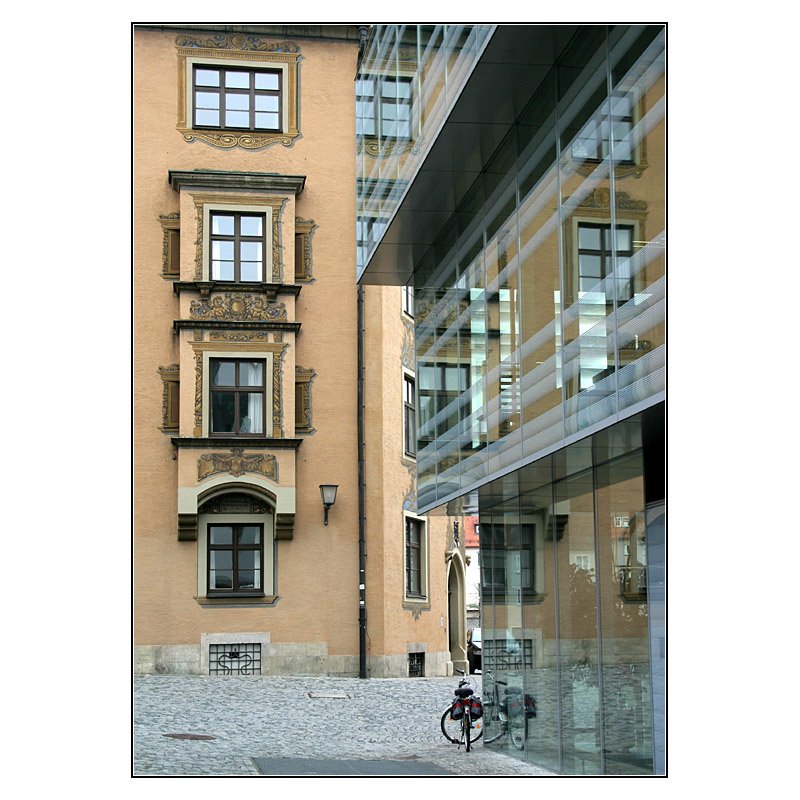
[450,698,465,720]
[469,696,483,718]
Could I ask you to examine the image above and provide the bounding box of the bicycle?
[481,671,536,750]
[440,669,484,752]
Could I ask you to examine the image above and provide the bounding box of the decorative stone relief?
[198,449,278,481]
[190,294,288,322]
[402,466,417,513]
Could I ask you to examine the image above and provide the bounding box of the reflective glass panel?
[255,72,279,90]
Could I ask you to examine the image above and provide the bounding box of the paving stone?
[134,674,555,777]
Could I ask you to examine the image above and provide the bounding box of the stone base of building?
[134,640,449,678]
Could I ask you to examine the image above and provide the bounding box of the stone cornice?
[172,437,303,449]
[174,320,301,333]
[173,281,302,298]
[169,170,306,195]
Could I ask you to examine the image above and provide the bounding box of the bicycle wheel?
[508,708,525,750]
[440,708,462,744]
[464,711,471,752]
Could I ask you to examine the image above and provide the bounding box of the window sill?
[403,597,429,609]
[172,436,302,449]
[196,595,278,607]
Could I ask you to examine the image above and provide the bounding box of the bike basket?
[469,696,483,719]
[450,698,465,720]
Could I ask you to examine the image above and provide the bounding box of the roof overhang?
[357,24,579,286]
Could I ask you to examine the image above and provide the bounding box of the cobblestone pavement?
[134,674,555,777]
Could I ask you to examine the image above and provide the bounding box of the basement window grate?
[408,651,425,677]
[209,642,261,675]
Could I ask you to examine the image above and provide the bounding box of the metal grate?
[408,651,425,677]
[209,643,261,675]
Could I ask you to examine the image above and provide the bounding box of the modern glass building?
[357,24,665,775]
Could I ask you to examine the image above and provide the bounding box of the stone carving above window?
[198,449,278,481]
[190,294,287,322]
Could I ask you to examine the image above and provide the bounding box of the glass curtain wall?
[478,410,661,775]
[410,25,665,513]
[356,24,495,280]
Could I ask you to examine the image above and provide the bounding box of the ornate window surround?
[294,366,316,434]
[191,192,285,283]
[158,364,180,433]
[294,217,316,282]
[190,340,286,438]
[159,214,181,278]
[176,35,301,150]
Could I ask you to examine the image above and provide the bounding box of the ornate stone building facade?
[133,24,463,678]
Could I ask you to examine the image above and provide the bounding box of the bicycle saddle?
[455,687,474,697]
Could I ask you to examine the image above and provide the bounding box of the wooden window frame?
[403,373,416,458]
[207,522,265,596]
[209,358,267,437]
[209,211,267,284]
[405,516,423,598]
[192,65,282,132]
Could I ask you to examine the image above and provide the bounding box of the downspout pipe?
[357,285,368,678]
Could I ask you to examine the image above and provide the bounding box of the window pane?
[356,78,374,96]
[240,241,262,262]
[240,262,262,282]
[239,392,263,433]
[211,361,235,385]
[240,216,263,236]
[239,526,261,544]
[210,526,233,545]
[226,94,250,111]
[210,570,233,589]
[579,226,601,250]
[255,72,280,90]
[225,71,250,89]
[239,362,263,386]
[195,109,219,126]
[211,392,236,432]
[255,95,280,112]
[196,92,220,110]
[616,227,632,251]
[580,254,603,278]
[212,260,234,280]
[195,69,219,86]
[212,215,235,235]
[226,110,250,127]
[254,112,280,129]
[212,241,234,260]
[210,550,232,570]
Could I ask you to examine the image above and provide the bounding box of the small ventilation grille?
[408,651,425,678]
[209,643,261,675]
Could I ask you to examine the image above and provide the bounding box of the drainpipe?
[357,284,368,678]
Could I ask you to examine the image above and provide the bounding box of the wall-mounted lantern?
[319,484,339,526]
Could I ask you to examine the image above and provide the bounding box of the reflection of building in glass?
[357,24,665,776]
